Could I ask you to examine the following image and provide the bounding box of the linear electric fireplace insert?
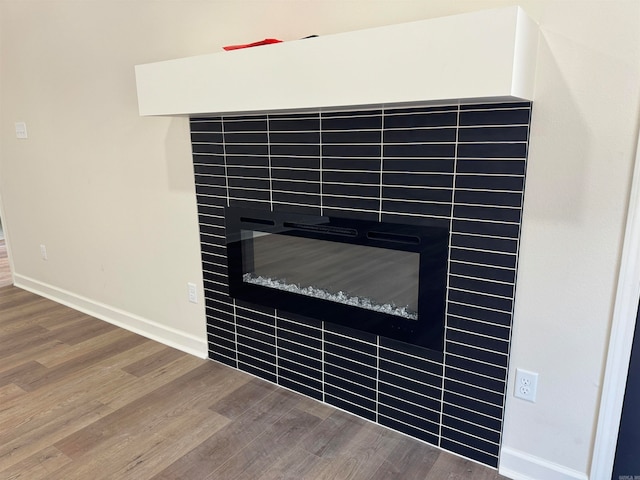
[226,207,449,350]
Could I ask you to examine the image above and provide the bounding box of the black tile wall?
[190,101,532,468]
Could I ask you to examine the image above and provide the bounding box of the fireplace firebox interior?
[226,207,449,350]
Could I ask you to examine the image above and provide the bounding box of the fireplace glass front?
[226,207,448,351]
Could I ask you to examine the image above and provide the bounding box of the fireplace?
[225,207,449,350]
[132,4,538,468]
[192,101,532,467]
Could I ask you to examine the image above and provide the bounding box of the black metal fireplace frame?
[225,207,449,351]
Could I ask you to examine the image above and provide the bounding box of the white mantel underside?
[135,6,538,117]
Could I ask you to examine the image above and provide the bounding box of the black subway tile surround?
[192,101,532,468]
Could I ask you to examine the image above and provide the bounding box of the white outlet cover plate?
[187,282,198,303]
[514,368,538,402]
[15,122,28,139]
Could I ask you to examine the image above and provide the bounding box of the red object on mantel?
[223,38,283,51]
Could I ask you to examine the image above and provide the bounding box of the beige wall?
[502,2,640,477]
[1,1,639,478]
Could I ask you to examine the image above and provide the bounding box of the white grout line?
[439,101,461,446]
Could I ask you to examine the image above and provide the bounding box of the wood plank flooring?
[0,284,510,479]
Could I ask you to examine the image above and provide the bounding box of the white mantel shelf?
[135,6,538,117]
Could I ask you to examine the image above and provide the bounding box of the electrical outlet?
[514,368,538,402]
[15,122,28,139]
[39,244,48,260]
[187,282,198,303]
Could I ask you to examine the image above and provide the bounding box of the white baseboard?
[13,274,208,359]
[499,447,588,480]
